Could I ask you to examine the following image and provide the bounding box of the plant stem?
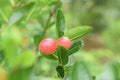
[42,12,53,36]
[42,7,56,36]
[52,54,59,59]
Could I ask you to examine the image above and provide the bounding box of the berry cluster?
[39,36,71,55]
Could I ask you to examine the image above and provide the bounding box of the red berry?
[57,36,71,49]
[39,38,57,55]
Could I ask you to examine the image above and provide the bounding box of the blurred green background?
[0,0,120,80]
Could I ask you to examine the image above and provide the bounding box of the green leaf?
[56,10,65,37]
[34,34,44,47]
[41,52,58,60]
[17,50,36,68]
[57,46,68,65]
[9,2,35,25]
[48,1,62,8]
[65,26,93,40]
[71,61,92,80]
[68,40,83,55]
[56,66,65,78]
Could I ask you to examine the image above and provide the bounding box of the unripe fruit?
[39,38,57,55]
[57,36,71,49]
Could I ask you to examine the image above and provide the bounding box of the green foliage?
[56,10,65,37]
[1,0,120,80]
[57,46,68,66]
[41,52,58,60]
[65,26,93,40]
[56,66,65,78]
[0,0,93,79]
[34,34,44,46]
[9,2,35,25]
[68,40,83,55]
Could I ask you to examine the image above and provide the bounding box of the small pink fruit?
[39,38,57,55]
[57,36,71,49]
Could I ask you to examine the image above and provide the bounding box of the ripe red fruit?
[39,38,57,55]
[57,36,71,49]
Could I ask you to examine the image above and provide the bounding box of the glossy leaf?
[65,26,93,40]
[9,2,35,25]
[34,34,44,47]
[57,46,68,65]
[56,66,65,78]
[56,10,65,37]
[68,40,83,55]
[41,52,58,60]
[71,61,92,80]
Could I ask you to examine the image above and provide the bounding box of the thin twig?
[52,54,59,59]
[42,12,53,36]
[42,7,56,36]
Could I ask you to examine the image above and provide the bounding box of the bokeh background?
[0,0,120,80]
